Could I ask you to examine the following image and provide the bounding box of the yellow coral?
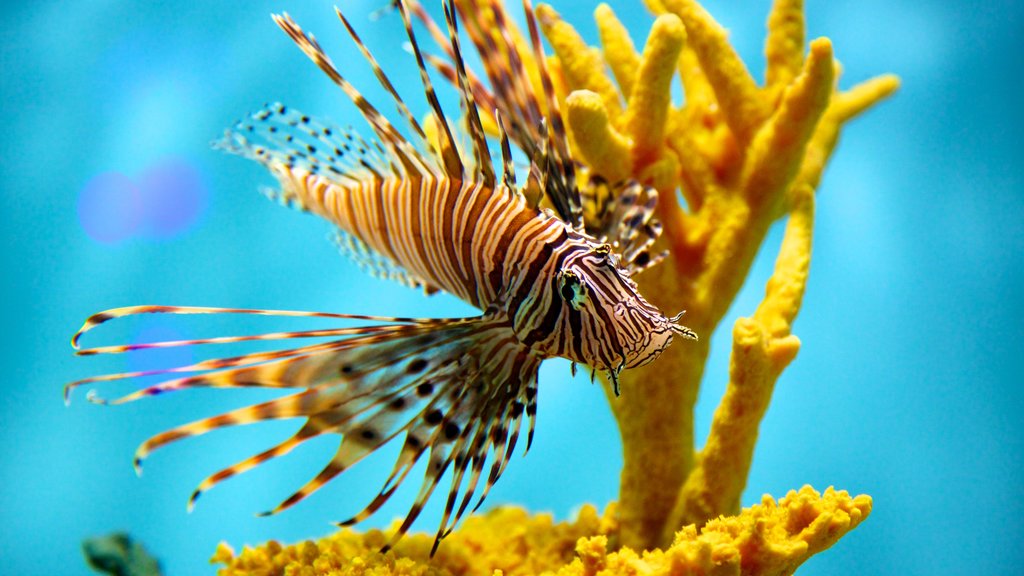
[537,0,895,549]
[563,487,871,576]
[217,0,896,572]
[213,506,613,576]
[213,488,868,576]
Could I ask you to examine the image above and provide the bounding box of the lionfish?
[67,0,696,551]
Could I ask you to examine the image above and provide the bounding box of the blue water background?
[2,1,1021,574]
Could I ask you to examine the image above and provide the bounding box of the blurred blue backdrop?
[2,1,1021,574]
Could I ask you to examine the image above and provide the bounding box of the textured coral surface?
[213,487,869,576]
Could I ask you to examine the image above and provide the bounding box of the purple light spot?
[127,323,193,386]
[138,158,208,239]
[77,172,143,244]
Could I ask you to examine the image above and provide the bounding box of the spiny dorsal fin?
[395,1,464,179]
[495,110,517,189]
[273,13,435,179]
[522,0,581,229]
[334,7,428,145]
[442,0,494,187]
[409,0,583,227]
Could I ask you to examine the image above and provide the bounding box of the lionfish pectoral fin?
[68,305,542,551]
[65,305,440,405]
[327,314,543,554]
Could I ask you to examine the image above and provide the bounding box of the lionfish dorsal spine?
[495,110,517,189]
[441,0,495,188]
[394,0,465,179]
[333,7,429,146]
[272,13,435,180]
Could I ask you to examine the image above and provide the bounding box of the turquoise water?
[3,1,1021,574]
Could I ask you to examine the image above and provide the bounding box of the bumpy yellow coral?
[214,487,868,576]
[219,0,895,572]
[562,487,871,576]
[213,505,613,576]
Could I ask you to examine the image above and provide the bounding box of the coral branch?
[668,186,814,534]
[212,488,870,576]
[595,4,642,97]
[537,4,622,115]
[641,0,667,15]
[565,90,633,183]
[662,0,770,142]
[754,184,814,333]
[765,0,806,91]
[535,0,888,557]
[608,322,707,551]
[676,44,716,114]
[213,506,616,576]
[833,74,901,123]
[625,14,686,163]
[567,487,870,576]
[742,38,834,211]
[795,74,899,194]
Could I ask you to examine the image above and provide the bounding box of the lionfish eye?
[557,269,585,307]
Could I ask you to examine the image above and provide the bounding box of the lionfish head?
[546,243,698,373]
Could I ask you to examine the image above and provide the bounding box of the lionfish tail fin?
[67,306,542,548]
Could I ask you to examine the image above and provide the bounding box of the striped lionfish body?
[67,0,696,551]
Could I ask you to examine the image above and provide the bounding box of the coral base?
[212,486,869,576]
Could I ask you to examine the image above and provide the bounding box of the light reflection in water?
[78,158,207,244]
[77,172,143,244]
[126,323,193,389]
[138,158,208,239]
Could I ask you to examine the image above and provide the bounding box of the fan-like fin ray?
[72,306,543,550]
[71,305,427,350]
